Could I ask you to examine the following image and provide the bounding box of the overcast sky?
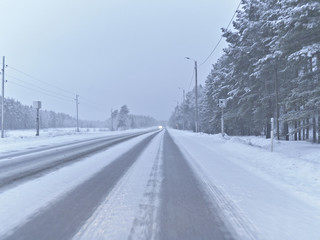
[0,0,240,121]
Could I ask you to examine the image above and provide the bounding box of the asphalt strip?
[158,130,234,240]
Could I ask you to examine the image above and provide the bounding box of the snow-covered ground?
[0,130,159,238]
[1,127,319,239]
[169,129,320,240]
[0,128,154,156]
[74,131,163,240]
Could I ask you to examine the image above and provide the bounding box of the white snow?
[168,129,320,240]
[74,131,163,240]
[0,128,155,156]
[0,130,157,238]
[1,127,319,239]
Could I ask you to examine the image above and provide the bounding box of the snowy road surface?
[159,131,233,240]
[0,128,319,239]
[0,130,154,188]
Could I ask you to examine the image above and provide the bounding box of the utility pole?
[1,56,5,138]
[221,107,224,137]
[178,87,185,102]
[36,108,40,136]
[275,64,280,140]
[178,87,186,130]
[194,60,198,133]
[76,95,79,132]
[33,101,42,136]
[219,99,226,137]
[110,108,114,131]
[185,57,198,132]
[182,88,185,130]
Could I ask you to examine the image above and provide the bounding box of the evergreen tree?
[117,105,130,130]
[169,0,320,143]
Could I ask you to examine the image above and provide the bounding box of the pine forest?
[169,0,320,143]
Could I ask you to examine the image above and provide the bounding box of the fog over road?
[1,129,254,240]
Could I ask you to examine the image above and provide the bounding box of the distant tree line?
[0,99,158,131]
[107,105,158,130]
[169,0,320,143]
[0,97,106,130]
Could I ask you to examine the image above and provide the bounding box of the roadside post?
[271,117,274,152]
[219,99,227,137]
[33,101,42,136]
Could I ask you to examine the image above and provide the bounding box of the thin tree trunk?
[318,113,320,144]
[294,120,298,141]
[298,120,302,140]
[284,121,289,141]
[303,119,306,140]
[313,115,317,143]
[318,54,320,143]
[306,118,309,140]
[283,105,289,141]
[266,100,272,139]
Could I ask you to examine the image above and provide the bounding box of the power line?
[76,94,79,132]
[187,69,195,92]
[80,99,108,113]
[6,74,73,101]
[199,0,242,67]
[7,80,74,103]
[7,64,108,117]
[7,65,76,96]
[80,95,107,110]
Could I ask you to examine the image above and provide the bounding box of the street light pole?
[75,95,79,132]
[194,60,198,133]
[185,57,199,133]
[178,87,185,102]
[178,87,186,130]
[110,108,114,131]
[1,56,5,138]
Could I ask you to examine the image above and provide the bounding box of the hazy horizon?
[0,0,240,121]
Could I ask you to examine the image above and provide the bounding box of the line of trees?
[0,99,159,131]
[0,97,106,130]
[169,0,320,143]
[108,105,158,130]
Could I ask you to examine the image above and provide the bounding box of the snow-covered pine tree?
[117,105,130,130]
[276,0,320,142]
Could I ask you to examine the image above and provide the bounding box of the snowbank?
[169,129,320,240]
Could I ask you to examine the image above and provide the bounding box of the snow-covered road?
[169,129,320,240]
[0,130,155,188]
[0,128,319,240]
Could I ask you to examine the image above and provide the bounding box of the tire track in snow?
[2,132,159,240]
[0,131,154,189]
[158,130,234,240]
[127,134,163,240]
[169,130,263,240]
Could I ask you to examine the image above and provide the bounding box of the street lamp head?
[185,57,197,63]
